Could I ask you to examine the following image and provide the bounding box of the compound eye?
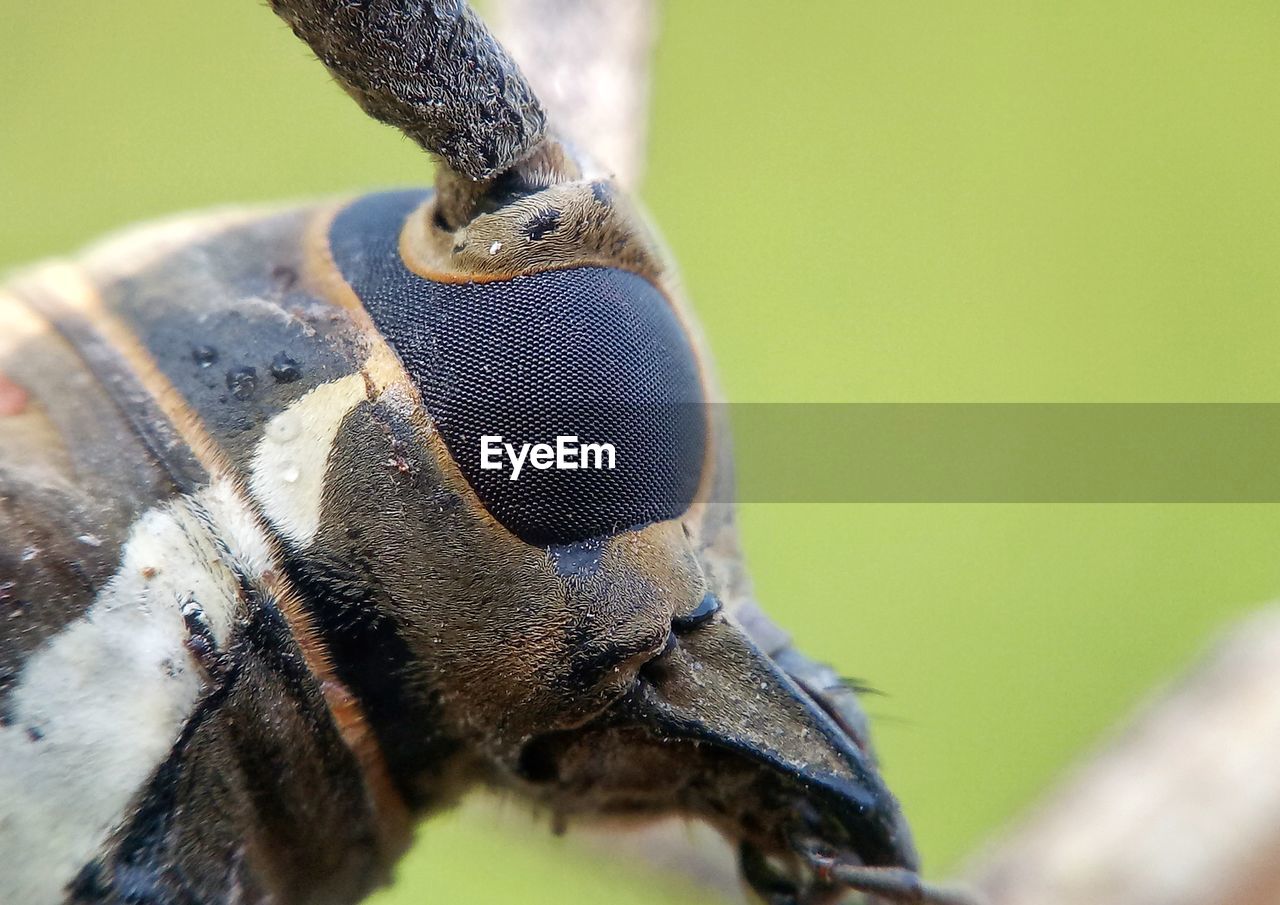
[424,267,707,546]
[673,593,722,634]
[334,193,709,546]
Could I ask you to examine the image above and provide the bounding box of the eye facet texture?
[331,191,707,546]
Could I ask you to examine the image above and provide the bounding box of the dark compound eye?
[332,191,708,547]
[673,593,721,634]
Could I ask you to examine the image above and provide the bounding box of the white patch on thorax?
[0,480,267,904]
[248,373,368,547]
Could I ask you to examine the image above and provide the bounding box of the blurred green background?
[4,1,1279,901]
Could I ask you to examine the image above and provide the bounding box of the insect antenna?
[268,0,547,184]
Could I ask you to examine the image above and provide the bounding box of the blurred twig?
[489,0,657,189]
[965,606,1280,905]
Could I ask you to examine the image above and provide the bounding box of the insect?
[0,2,970,903]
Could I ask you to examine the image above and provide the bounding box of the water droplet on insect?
[192,345,219,368]
[77,534,103,547]
[226,367,258,401]
[270,352,302,384]
[281,465,300,484]
[489,241,503,255]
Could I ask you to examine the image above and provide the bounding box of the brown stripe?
[301,202,424,403]
[14,264,219,491]
[301,202,375,318]
[256,565,412,855]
